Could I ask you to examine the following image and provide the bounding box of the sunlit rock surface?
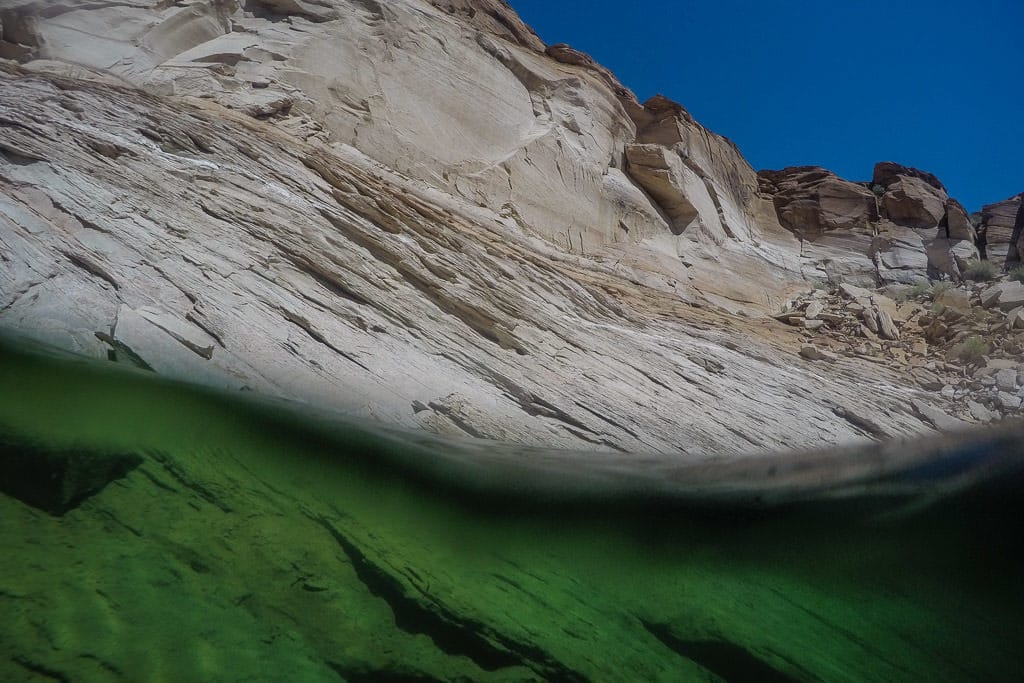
[757,162,980,286]
[1,0,989,451]
[1,62,958,455]
[980,192,1024,269]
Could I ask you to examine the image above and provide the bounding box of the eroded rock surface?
[758,161,979,285]
[0,0,1006,454]
[0,61,948,455]
[979,193,1024,270]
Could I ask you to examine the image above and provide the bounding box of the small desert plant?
[897,282,931,301]
[1008,265,1024,284]
[931,302,947,316]
[962,259,997,282]
[871,184,886,198]
[951,335,989,364]
[930,281,954,298]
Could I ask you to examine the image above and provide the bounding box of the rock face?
[0,63,942,455]
[872,161,946,192]
[0,437,142,515]
[757,161,978,285]
[758,167,879,239]
[979,194,1023,268]
[873,162,947,230]
[993,196,1024,272]
[0,0,1004,454]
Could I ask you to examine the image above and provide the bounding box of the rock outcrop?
[758,167,879,239]
[757,161,978,285]
[1,62,943,455]
[0,0,1008,455]
[979,193,1024,270]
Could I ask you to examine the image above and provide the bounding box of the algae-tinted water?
[1,336,1022,681]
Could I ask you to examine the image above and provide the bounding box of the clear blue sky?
[509,0,1023,212]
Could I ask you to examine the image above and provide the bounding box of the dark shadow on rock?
[642,620,801,683]
[0,434,142,515]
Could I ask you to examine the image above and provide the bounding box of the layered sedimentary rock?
[2,62,950,456]
[757,162,978,285]
[980,193,1024,268]
[0,0,999,453]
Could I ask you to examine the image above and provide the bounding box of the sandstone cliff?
[757,162,978,286]
[0,0,1020,452]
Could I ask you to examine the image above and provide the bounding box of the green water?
[1,337,1022,682]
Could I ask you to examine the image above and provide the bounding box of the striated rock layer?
[0,0,1006,453]
[980,192,1024,269]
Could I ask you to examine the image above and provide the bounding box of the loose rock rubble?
[778,275,1024,423]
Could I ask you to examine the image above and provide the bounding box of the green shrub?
[897,282,931,301]
[962,259,997,282]
[1008,265,1024,284]
[951,335,989,364]
[871,184,886,198]
[930,281,953,298]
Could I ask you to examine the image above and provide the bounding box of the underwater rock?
[0,437,141,515]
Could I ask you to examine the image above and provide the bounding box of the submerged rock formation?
[2,342,1022,682]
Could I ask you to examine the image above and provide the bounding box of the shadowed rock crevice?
[312,515,585,681]
[12,655,71,683]
[325,660,444,683]
[1005,196,1024,271]
[641,621,800,683]
[0,435,141,515]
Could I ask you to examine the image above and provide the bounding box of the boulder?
[997,392,1022,411]
[980,284,1006,308]
[876,309,900,340]
[881,176,947,229]
[800,344,837,361]
[839,282,874,301]
[911,399,968,431]
[872,162,946,192]
[861,308,880,334]
[934,288,972,311]
[980,282,1024,311]
[1007,307,1024,330]
[758,167,878,239]
[944,198,976,241]
[996,282,1024,311]
[995,369,1018,392]
[968,400,994,423]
